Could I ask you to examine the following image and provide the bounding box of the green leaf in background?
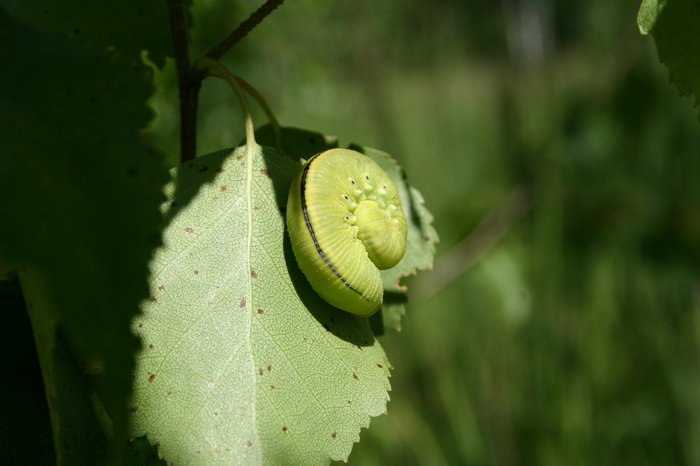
[131,144,391,465]
[0,0,171,65]
[637,0,700,118]
[0,8,168,461]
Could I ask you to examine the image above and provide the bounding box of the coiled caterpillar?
[286,148,407,316]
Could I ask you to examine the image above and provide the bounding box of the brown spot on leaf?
[260,168,271,178]
[240,297,246,308]
[267,364,272,373]
[236,154,244,161]
[250,269,257,278]
[148,344,154,350]
[246,440,252,448]
[220,185,228,192]
[257,308,264,315]
[216,167,225,173]
[282,426,288,433]
[184,227,194,233]
[258,368,264,376]
[193,270,199,275]
[157,284,165,291]
[331,432,337,439]
[270,384,276,389]
[352,372,359,381]
[254,205,261,210]
[377,363,384,368]
[148,296,157,303]
[147,373,156,383]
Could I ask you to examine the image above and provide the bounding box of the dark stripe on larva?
[300,154,367,301]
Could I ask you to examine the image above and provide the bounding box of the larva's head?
[286,148,408,316]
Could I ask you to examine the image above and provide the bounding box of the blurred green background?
[148,1,700,464]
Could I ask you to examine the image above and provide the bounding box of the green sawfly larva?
[286,148,407,316]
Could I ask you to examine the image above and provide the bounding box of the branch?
[410,186,535,306]
[166,0,200,163]
[205,0,287,60]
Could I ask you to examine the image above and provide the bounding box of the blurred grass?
[145,1,700,464]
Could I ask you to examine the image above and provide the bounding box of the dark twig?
[410,186,535,306]
[166,0,200,163]
[206,0,287,60]
[168,0,286,163]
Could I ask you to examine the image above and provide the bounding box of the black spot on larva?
[343,194,349,200]
[198,166,208,172]
[351,179,356,185]
[240,298,246,308]
[282,426,288,433]
[257,308,264,315]
[365,175,369,180]
[147,373,156,383]
[331,432,337,439]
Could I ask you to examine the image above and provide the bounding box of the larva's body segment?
[286,148,407,316]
